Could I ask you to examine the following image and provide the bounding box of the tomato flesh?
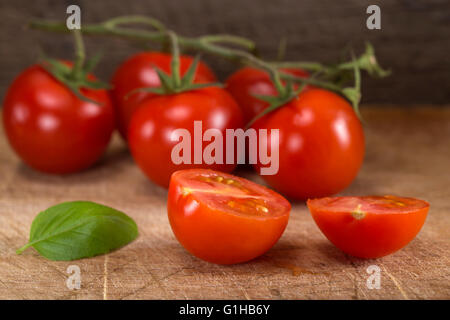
[307,196,429,258]
[168,169,291,264]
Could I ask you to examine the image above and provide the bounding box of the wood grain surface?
[0,107,449,300]
[1,0,449,104]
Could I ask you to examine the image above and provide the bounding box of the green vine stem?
[29,15,389,116]
[167,31,182,87]
[29,16,256,53]
[70,29,86,80]
[31,19,334,82]
[29,18,335,96]
[101,15,166,32]
[271,43,390,79]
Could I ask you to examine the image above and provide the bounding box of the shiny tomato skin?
[168,169,291,264]
[128,87,244,188]
[307,196,429,258]
[226,66,309,123]
[253,88,365,200]
[111,52,217,138]
[2,64,115,174]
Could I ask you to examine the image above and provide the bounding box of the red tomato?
[252,88,365,200]
[226,66,309,123]
[111,52,217,138]
[168,169,291,264]
[2,64,115,174]
[307,195,429,258]
[128,87,244,188]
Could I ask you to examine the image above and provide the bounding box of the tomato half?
[226,66,309,123]
[111,52,217,138]
[307,195,429,258]
[128,87,244,188]
[2,64,115,174]
[168,169,291,264]
[252,88,365,200]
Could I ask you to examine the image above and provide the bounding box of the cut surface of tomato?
[168,169,291,264]
[307,196,429,258]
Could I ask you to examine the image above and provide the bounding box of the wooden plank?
[0,0,449,104]
[0,107,449,299]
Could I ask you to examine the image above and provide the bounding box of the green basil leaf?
[16,201,138,261]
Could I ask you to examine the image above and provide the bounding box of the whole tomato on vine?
[128,86,243,188]
[252,88,365,200]
[2,31,114,174]
[127,34,244,188]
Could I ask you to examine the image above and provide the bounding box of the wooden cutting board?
[0,107,449,300]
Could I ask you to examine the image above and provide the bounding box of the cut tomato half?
[307,195,429,258]
[168,169,291,264]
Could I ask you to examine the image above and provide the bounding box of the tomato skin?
[252,88,365,200]
[307,196,429,258]
[2,64,115,174]
[111,52,217,138]
[226,67,309,123]
[168,169,291,264]
[128,87,244,188]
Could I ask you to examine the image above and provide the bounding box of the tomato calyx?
[247,48,379,127]
[42,57,110,103]
[246,53,363,128]
[127,31,223,98]
[246,80,306,128]
[41,30,110,104]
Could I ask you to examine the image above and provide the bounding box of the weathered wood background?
[0,0,449,300]
[0,107,449,299]
[0,0,449,104]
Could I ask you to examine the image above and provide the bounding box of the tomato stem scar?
[351,204,366,220]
